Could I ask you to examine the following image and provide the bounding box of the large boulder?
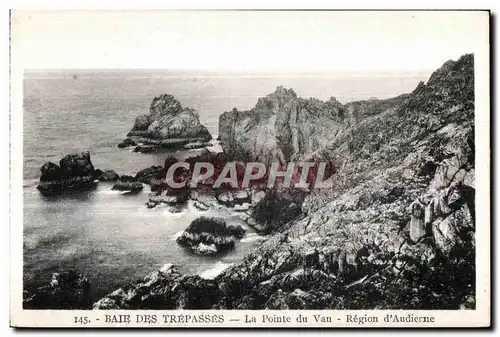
[135,165,165,184]
[121,94,212,150]
[58,151,95,178]
[176,217,237,255]
[37,152,97,195]
[98,170,120,181]
[132,114,153,131]
[112,175,143,193]
[23,271,92,309]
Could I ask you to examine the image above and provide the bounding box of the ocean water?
[23,69,428,301]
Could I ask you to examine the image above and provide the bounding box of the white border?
[7,8,491,329]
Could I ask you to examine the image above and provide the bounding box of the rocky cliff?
[91,54,477,310]
[218,86,408,164]
[119,94,212,150]
[216,53,475,309]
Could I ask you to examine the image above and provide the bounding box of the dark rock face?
[117,138,137,148]
[227,224,246,238]
[135,165,165,184]
[98,170,120,181]
[190,190,221,211]
[93,264,219,309]
[37,152,97,195]
[164,155,179,171]
[176,217,237,255]
[92,168,104,181]
[39,162,63,181]
[343,94,410,122]
[247,189,305,234]
[132,114,153,132]
[111,175,143,192]
[23,271,92,309]
[58,152,95,177]
[133,145,155,154]
[121,94,212,150]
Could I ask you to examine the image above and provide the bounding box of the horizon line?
[23,69,435,80]
[24,68,435,73]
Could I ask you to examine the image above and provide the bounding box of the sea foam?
[199,262,232,279]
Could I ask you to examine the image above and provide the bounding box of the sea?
[22,69,429,301]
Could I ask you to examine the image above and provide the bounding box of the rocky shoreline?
[25,54,476,310]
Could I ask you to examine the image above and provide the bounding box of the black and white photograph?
[9,9,490,328]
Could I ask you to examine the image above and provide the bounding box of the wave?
[95,189,123,195]
[239,232,264,243]
[170,230,184,240]
[24,231,73,251]
[206,138,223,153]
[199,262,232,279]
[23,179,40,188]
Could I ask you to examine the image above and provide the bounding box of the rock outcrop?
[218,86,406,164]
[111,175,143,193]
[97,170,120,182]
[119,94,212,151]
[37,152,98,195]
[23,271,92,309]
[117,138,137,148]
[246,188,305,234]
[135,165,165,185]
[176,217,239,256]
[93,264,219,309]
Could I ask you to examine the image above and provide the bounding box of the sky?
[11,10,489,72]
